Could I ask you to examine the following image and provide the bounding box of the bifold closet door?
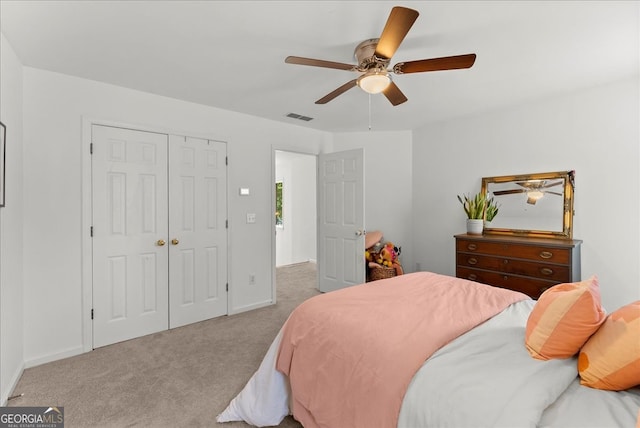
[168,136,228,329]
[92,125,170,348]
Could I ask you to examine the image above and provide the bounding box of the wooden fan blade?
[394,54,476,74]
[315,79,358,104]
[541,181,563,189]
[382,82,408,106]
[285,56,356,71]
[374,6,419,60]
[493,189,526,196]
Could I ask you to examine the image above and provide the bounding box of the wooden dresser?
[455,233,582,299]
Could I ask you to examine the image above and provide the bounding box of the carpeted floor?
[8,262,319,427]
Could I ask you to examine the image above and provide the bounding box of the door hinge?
[225,156,228,166]
[226,283,228,292]
[90,142,93,154]
[91,309,94,320]
[90,226,93,237]
[225,219,228,229]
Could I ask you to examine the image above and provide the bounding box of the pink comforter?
[275,271,528,428]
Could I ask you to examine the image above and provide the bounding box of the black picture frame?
[0,121,5,207]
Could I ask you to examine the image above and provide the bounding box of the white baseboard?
[1,361,25,406]
[24,345,85,369]
[229,299,273,315]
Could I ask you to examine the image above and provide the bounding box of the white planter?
[466,219,484,235]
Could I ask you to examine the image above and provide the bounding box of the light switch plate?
[239,188,250,196]
[246,213,256,223]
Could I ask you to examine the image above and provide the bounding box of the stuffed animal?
[364,232,404,279]
[379,243,395,267]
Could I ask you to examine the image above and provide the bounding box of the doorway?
[273,150,318,293]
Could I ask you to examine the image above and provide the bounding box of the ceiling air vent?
[286,113,314,122]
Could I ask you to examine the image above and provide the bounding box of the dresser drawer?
[456,253,570,282]
[456,239,571,264]
[456,267,556,299]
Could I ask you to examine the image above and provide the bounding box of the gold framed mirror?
[481,170,575,239]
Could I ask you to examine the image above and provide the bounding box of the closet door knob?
[156,239,166,246]
[171,239,180,245]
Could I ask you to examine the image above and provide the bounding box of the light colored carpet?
[8,262,319,427]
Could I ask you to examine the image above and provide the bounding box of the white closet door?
[168,136,228,328]
[92,125,169,348]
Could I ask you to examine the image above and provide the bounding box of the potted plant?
[484,196,499,227]
[457,192,499,234]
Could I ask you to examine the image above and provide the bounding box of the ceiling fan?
[492,180,564,205]
[284,6,476,106]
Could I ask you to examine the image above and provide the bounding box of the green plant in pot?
[457,192,499,234]
[485,196,499,224]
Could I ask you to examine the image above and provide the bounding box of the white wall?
[412,77,640,312]
[275,151,317,267]
[333,131,414,275]
[21,67,332,366]
[0,34,24,404]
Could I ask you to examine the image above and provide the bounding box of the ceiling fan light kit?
[284,6,476,106]
[526,190,545,205]
[357,69,391,94]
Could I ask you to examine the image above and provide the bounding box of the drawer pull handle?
[467,274,477,281]
[503,275,508,280]
[539,251,553,259]
[503,259,509,264]
[540,268,554,276]
[468,257,478,265]
[467,243,477,251]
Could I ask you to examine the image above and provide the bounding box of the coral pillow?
[525,276,606,360]
[578,301,640,391]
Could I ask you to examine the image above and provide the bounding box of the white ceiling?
[1,1,638,133]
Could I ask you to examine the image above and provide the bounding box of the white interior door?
[168,136,228,328]
[318,149,365,292]
[92,125,169,348]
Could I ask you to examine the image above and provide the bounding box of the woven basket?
[369,266,396,281]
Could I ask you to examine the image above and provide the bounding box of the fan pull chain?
[368,94,372,131]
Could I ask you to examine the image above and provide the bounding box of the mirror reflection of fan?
[284,6,476,106]
[492,180,563,205]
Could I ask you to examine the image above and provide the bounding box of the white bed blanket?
[539,378,640,428]
[216,329,290,427]
[398,300,577,427]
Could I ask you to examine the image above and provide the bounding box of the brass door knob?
[171,238,179,245]
[157,239,166,246]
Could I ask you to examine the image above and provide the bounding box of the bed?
[217,271,640,427]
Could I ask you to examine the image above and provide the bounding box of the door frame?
[81,117,229,352]
[270,146,319,301]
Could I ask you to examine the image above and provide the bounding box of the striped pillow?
[578,301,640,391]
[525,276,606,360]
